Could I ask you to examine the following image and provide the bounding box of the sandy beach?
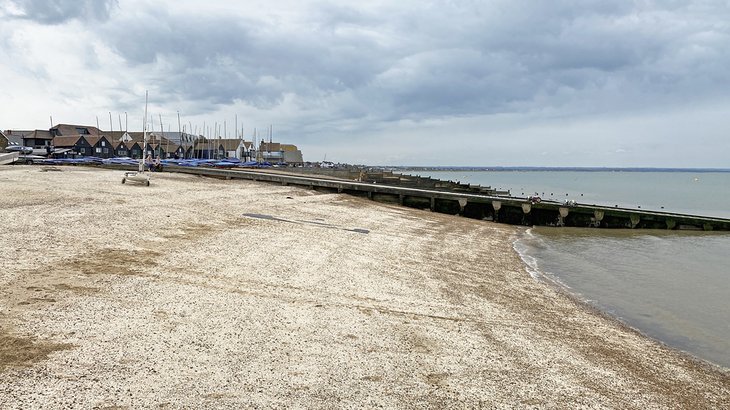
[0,166,728,409]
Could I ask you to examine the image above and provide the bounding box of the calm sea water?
[409,170,730,368]
[412,170,730,218]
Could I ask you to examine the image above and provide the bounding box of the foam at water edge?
[512,228,542,280]
[512,229,575,290]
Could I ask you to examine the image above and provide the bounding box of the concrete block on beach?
[0,166,728,408]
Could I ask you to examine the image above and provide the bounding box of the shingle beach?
[1,166,728,408]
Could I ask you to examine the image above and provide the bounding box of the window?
[101,141,106,147]
[103,148,108,154]
[95,147,102,153]
[80,148,86,154]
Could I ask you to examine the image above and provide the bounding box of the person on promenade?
[153,156,162,172]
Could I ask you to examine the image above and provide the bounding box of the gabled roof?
[133,133,178,147]
[216,139,244,151]
[51,124,102,137]
[101,131,129,141]
[12,129,53,140]
[84,136,106,146]
[52,135,83,147]
[124,131,145,140]
[34,130,53,139]
[115,140,141,150]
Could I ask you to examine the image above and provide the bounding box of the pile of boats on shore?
[28,156,277,169]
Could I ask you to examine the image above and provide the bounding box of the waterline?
[514,227,730,369]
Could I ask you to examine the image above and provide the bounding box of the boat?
[4,144,33,155]
[122,91,151,186]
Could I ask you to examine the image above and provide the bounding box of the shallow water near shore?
[410,169,730,368]
[515,228,730,368]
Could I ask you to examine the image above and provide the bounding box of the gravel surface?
[0,166,728,409]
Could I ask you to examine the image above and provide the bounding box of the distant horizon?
[387,165,730,172]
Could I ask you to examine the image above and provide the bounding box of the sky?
[1,0,729,167]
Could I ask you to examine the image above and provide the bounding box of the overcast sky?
[1,0,729,167]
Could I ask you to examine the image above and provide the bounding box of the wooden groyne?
[144,165,729,231]
[282,167,510,196]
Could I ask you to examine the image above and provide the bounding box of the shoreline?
[513,228,728,374]
[514,226,730,371]
[1,166,728,407]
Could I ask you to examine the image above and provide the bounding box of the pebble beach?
[0,166,728,408]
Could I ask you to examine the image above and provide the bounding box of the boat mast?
[159,114,164,159]
[177,111,182,158]
[141,91,148,172]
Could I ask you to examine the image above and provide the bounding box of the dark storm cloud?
[5,0,118,24]
[2,0,727,166]
[377,0,727,121]
[85,0,730,133]
[101,5,392,114]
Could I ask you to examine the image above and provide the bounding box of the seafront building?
[257,141,305,164]
[2,124,304,164]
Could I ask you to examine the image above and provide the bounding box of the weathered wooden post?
[492,200,501,222]
[521,202,532,225]
[593,210,604,227]
[558,207,569,226]
[629,214,640,228]
[458,198,467,215]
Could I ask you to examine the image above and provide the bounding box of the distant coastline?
[388,166,730,173]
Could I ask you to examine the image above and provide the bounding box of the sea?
[405,169,730,369]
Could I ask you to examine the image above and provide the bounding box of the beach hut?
[87,136,114,158]
[114,141,142,158]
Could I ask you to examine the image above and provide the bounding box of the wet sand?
[0,166,728,408]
